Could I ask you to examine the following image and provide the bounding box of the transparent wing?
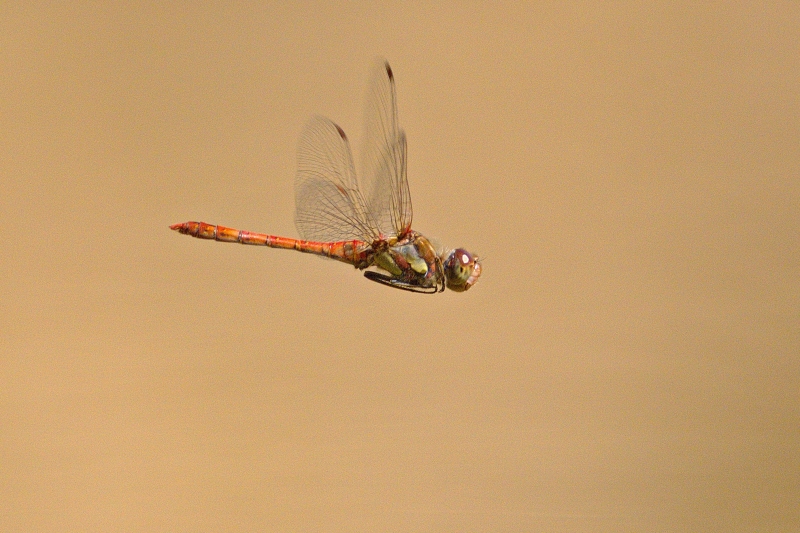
[360,60,413,239]
[294,116,376,242]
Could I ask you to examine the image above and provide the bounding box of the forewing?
[294,116,375,242]
[361,60,413,239]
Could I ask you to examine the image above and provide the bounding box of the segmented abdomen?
[170,221,369,267]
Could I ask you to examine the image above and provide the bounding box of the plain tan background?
[2,2,798,531]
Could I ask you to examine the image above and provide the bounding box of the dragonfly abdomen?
[170,221,369,267]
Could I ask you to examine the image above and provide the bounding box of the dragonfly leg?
[363,271,439,294]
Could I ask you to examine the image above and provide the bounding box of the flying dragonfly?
[171,61,481,293]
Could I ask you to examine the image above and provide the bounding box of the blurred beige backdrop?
[2,2,798,532]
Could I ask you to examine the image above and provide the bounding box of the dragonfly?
[171,61,481,293]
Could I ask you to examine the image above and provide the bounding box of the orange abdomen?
[170,221,370,268]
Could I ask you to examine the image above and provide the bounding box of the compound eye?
[457,250,473,267]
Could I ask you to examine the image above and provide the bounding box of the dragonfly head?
[442,249,482,292]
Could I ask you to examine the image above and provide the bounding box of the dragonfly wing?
[361,60,413,239]
[295,116,376,243]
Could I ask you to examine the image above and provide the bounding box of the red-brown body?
[170,221,371,268]
[169,221,473,293]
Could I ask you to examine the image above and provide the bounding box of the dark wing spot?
[334,124,347,139]
[385,62,393,81]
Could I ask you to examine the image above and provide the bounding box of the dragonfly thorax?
[364,232,446,293]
